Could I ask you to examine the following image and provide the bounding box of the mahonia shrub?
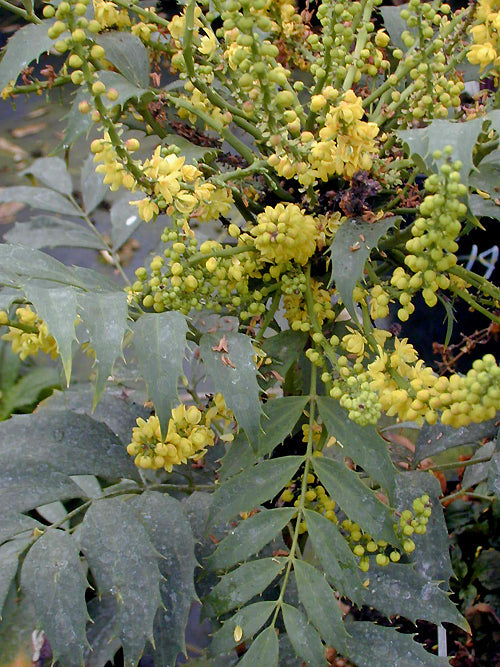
[0,0,499,665]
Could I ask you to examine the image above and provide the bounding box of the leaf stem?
[425,455,492,472]
[255,288,282,343]
[272,363,316,625]
[0,0,40,22]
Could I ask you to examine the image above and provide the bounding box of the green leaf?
[317,397,396,499]
[397,118,484,184]
[282,603,325,667]
[21,530,89,666]
[23,282,78,384]
[95,32,150,88]
[462,441,496,490]
[210,602,276,655]
[22,157,73,196]
[85,595,121,667]
[394,472,453,584]
[61,88,93,149]
[293,560,349,653]
[469,193,500,220]
[0,366,60,420]
[0,288,19,313]
[379,4,409,50]
[206,558,286,615]
[0,462,83,513]
[99,70,151,108]
[0,409,139,482]
[110,193,144,249]
[312,457,397,545]
[200,332,262,448]
[303,510,363,604]
[132,311,187,434]
[329,216,397,320]
[344,622,450,666]
[78,496,162,664]
[3,215,104,250]
[0,537,30,620]
[0,585,37,667]
[209,456,303,527]
[257,396,308,457]
[0,20,56,92]
[0,244,80,290]
[237,627,279,667]
[81,154,107,215]
[359,563,468,631]
[78,291,129,405]
[0,186,81,217]
[261,330,308,381]
[219,432,257,482]
[209,508,296,570]
[39,383,150,445]
[131,492,197,666]
[0,513,42,546]
[488,452,500,497]
[414,417,499,463]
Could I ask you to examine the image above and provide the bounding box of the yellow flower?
[132,197,159,222]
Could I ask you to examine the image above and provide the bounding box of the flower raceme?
[127,394,233,472]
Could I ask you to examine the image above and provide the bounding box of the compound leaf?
[0,186,81,217]
[200,332,262,448]
[237,627,279,667]
[397,118,484,184]
[21,529,88,667]
[110,194,143,249]
[23,282,78,385]
[206,558,286,615]
[303,510,363,605]
[257,396,308,457]
[294,560,349,653]
[0,409,139,482]
[4,216,103,251]
[344,622,450,666]
[81,154,107,215]
[78,496,162,664]
[95,32,150,88]
[22,157,73,196]
[359,563,469,631]
[209,456,303,527]
[317,397,396,499]
[393,472,454,585]
[209,508,296,570]
[131,492,197,666]
[78,290,129,405]
[210,601,276,655]
[0,537,30,621]
[0,20,56,91]
[329,216,397,320]
[313,457,397,545]
[98,70,150,109]
[0,513,42,546]
[1,462,83,513]
[132,311,188,434]
[282,603,325,667]
[0,365,60,420]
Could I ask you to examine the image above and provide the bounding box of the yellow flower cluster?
[268,90,379,185]
[91,137,233,223]
[1,307,58,361]
[468,0,500,72]
[127,394,233,472]
[176,83,229,128]
[311,90,380,180]
[284,279,335,332]
[92,0,130,30]
[367,336,500,426]
[249,203,319,266]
